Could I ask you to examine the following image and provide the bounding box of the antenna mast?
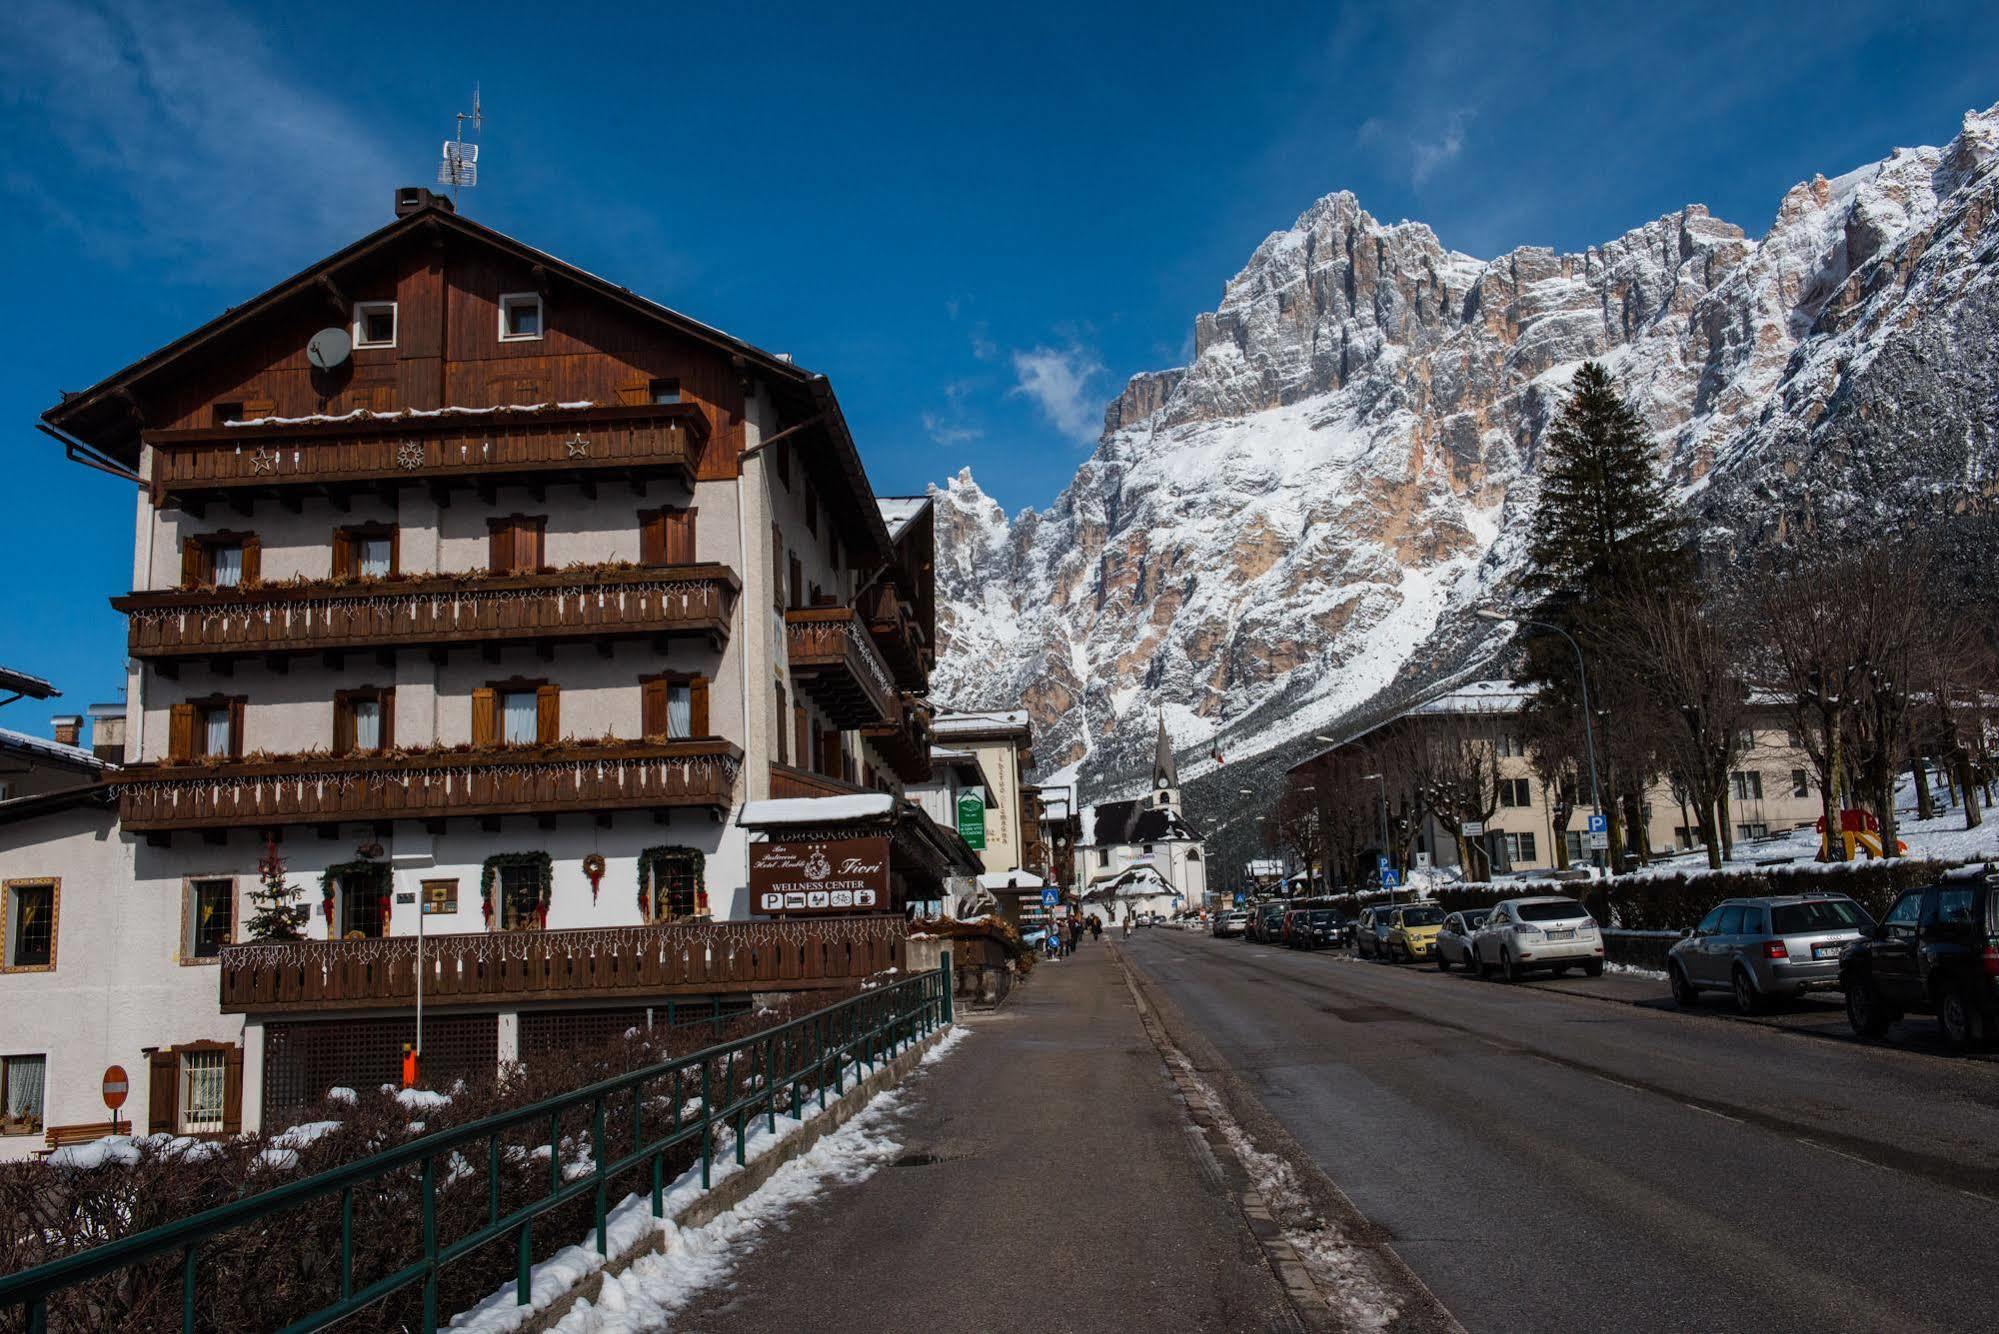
[439,84,482,203]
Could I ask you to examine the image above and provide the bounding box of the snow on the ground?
[1163,1051,1400,1331]
[447,1024,967,1334]
[1635,800,1999,878]
[46,1134,222,1170]
[1603,962,1667,981]
[384,1085,454,1110]
[255,1120,343,1171]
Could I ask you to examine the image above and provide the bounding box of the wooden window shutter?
[488,520,511,575]
[472,688,498,748]
[639,509,667,566]
[641,677,668,739]
[617,378,650,407]
[240,534,261,585]
[794,706,809,771]
[148,1048,178,1134]
[332,529,355,579]
[227,697,247,758]
[771,525,784,610]
[379,687,396,751]
[535,684,559,744]
[775,684,788,765]
[221,1045,245,1136]
[181,538,203,587]
[523,519,545,573]
[332,692,355,756]
[168,703,196,761]
[689,677,710,737]
[667,508,697,564]
[822,728,841,778]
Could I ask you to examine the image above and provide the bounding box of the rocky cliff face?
[930,106,1999,817]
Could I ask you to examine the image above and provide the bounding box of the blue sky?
[2,0,1996,734]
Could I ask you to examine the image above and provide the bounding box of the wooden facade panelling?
[218,917,909,1013]
[785,607,898,727]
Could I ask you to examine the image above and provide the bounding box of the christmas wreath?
[637,845,706,920]
[480,851,555,929]
[583,853,607,904]
[318,860,390,938]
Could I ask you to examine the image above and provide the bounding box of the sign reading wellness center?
[956,791,986,849]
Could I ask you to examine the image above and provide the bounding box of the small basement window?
[353,301,397,349]
[499,292,543,342]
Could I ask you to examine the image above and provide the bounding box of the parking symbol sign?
[1587,813,1607,834]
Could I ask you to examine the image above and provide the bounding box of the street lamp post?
[1476,608,1605,862]
[1359,770,1392,901]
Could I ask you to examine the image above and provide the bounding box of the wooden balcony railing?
[147,403,705,508]
[862,692,934,783]
[112,564,739,661]
[784,606,897,728]
[768,763,869,801]
[861,581,931,692]
[217,915,909,1014]
[114,739,742,832]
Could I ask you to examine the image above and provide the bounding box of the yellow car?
[1386,904,1446,963]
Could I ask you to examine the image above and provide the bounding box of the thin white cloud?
[0,0,399,275]
[922,411,982,447]
[1010,345,1106,445]
[1357,108,1473,188]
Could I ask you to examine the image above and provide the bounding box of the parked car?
[1252,901,1290,943]
[1471,897,1604,981]
[1667,894,1874,1012]
[1385,903,1446,963]
[1212,910,1250,939]
[1435,909,1489,972]
[1355,905,1399,960]
[1840,867,1999,1049]
[1279,909,1308,947]
[1289,909,1342,950]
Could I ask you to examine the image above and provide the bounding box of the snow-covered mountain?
[929,104,1999,837]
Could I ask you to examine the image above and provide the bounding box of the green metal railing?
[2,954,952,1333]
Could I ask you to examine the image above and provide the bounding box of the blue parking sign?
[1587,813,1607,834]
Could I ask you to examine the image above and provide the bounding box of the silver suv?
[1666,894,1875,1012]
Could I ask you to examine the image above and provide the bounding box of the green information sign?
[956,791,987,850]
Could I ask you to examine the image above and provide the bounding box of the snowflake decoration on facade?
[396,441,426,471]
[249,446,279,476]
[563,435,591,459]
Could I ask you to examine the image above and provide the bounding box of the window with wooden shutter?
[147,1048,179,1134]
[168,702,196,761]
[535,684,559,744]
[239,534,261,585]
[333,523,397,579]
[641,677,668,738]
[689,677,709,736]
[332,528,355,580]
[666,507,696,564]
[774,683,788,765]
[471,688,499,748]
[639,509,666,566]
[487,516,546,575]
[771,525,784,610]
[181,537,203,587]
[334,687,395,755]
[228,697,246,758]
[617,378,651,407]
[222,1045,244,1136]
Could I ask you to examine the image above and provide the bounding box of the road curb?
[1108,942,1463,1334]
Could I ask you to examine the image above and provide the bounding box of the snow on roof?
[1408,679,1536,716]
[876,496,930,542]
[932,709,1032,737]
[929,745,976,762]
[0,726,109,771]
[737,794,895,826]
[976,871,1045,890]
[226,401,598,428]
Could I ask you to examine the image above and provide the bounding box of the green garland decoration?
[481,851,554,927]
[317,860,391,936]
[637,845,705,919]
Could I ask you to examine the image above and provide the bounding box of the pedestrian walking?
[1089,916,1102,942]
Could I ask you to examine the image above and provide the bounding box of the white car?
[1471,896,1605,982]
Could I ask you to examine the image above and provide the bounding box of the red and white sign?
[749,836,890,915]
[101,1065,130,1112]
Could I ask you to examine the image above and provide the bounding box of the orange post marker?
[401,1043,419,1090]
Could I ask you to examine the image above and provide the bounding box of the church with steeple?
[1075,716,1209,923]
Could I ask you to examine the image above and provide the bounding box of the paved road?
[1122,928,1999,1334]
[675,944,1297,1333]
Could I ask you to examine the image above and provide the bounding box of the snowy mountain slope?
[929,105,1999,835]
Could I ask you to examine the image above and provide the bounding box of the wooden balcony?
[862,693,934,783]
[112,564,738,663]
[217,916,909,1014]
[768,763,869,801]
[861,581,931,692]
[785,606,897,728]
[114,739,742,832]
[146,403,705,512]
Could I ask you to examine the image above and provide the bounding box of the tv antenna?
[439,84,482,202]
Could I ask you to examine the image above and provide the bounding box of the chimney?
[395,187,455,218]
[51,715,81,748]
[87,703,126,765]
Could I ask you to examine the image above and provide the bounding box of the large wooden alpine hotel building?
[0,189,976,1154]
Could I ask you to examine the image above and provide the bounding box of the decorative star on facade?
[564,435,591,459]
[249,446,279,476]
[396,441,426,471]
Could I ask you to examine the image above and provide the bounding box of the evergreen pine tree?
[245,836,310,941]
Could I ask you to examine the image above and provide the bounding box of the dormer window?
[499,293,543,342]
[353,301,397,349]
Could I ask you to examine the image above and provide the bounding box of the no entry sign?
[102,1065,130,1111]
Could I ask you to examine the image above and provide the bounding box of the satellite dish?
[307,327,352,370]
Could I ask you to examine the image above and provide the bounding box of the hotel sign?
[750,836,891,915]
[956,791,986,849]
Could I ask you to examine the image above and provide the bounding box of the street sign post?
[1040,887,1060,907]
[1381,869,1400,889]
[1587,812,1609,852]
[101,1065,129,1136]
[1462,820,1485,837]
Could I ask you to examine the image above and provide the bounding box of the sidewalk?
[671,941,1295,1332]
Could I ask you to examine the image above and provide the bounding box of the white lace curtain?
[4,1055,44,1121]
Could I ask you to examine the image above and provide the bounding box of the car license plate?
[1812,942,1844,960]
[1547,928,1574,940]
